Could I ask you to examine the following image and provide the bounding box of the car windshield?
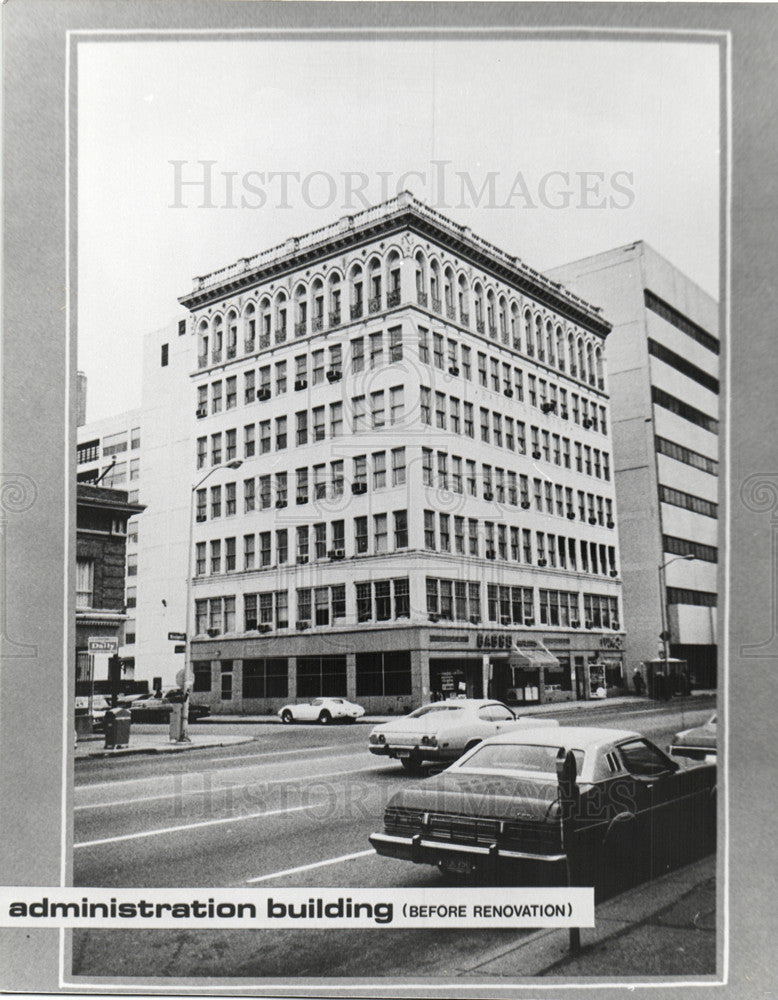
[408,704,467,718]
[460,743,584,775]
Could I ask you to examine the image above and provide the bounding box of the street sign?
[174,644,186,654]
[168,632,186,642]
[88,636,118,653]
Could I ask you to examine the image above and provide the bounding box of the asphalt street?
[72,697,715,979]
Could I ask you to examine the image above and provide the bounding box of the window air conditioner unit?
[196,406,207,418]
[206,627,219,638]
[570,619,580,628]
[257,624,272,634]
[486,550,496,560]
[583,418,593,428]
[588,516,597,525]
[351,482,367,495]
[329,549,345,560]
[532,450,542,459]
[296,620,310,630]
[428,613,440,622]
[541,402,556,414]
[296,496,308,505]
[500,616,511,626]
[275,499,287,508]
[607,520,615,529]
[448,365,460,376]
[483,491,494,501]
[521,500,531,510]
[257,389,271,401]
[503,388,514,398]
[469,614,481,624]
[294,378,308,391]
[326,369,342,382]
[195,514,206,523]
[297,555,308,564]
[567,511,576,520]
[537,558,547,567]
[585,620,594,629]
[612,621,620,630]
[524,617,535,627]
[610,569,618,578]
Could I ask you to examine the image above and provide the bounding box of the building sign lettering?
[599,636,623,651]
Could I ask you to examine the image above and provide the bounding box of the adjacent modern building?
[75,483,145,730]
[176,192,624,714]
[548,242,719,687]
[77,322,195,689]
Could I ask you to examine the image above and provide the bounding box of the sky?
[78,37,720,422]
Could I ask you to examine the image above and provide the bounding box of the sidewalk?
[198,690,717,725]
[74,731,256,759]
[459,853,716,979]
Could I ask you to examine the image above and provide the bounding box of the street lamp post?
[177,459,243,741]
[657,553,696,679]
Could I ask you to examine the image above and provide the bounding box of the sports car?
[278,697,365,725]
[368,698,558,772]
[370,725,716,891]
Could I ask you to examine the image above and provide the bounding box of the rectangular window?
[389,326,403,362]
[243,534,255,571]
[311,349,325,385]
[225,537,236,572]
[331,460,344,497]
[390,386,404,425]
[296,467,308,504]
[211,381,223,414]
[312,406,325,442]
[225,376,237,410]
[352,337,365,373]
[211,485,222,518]
[461,345,472,379]
[196,436,207,468]
[439,513,451,552]
[314,523,327,559]
[76,559,94,606]
[275,416,287,450]
[420,386,431,425]
[225,482,236,516]
[371,390,385,428]
[372,451,387,489]
[370,331,383,369]
[356,582,372,623]
[210,539,221,575]
[275,472,287,506]
[374,513,388,553]
[418,327,429,364]
[296,410,308,446]
[424,510,436,550]
[276,529,288,564]
[330,401,343,437]
[433,333,444,369]
[352,395,366,432]
[355,515,368,554]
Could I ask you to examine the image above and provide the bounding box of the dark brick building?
[76,485,144,724]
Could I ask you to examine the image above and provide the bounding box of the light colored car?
[368,698,558,772]
[670,713,717,761]
[370,725,716,890]
[278,697,365,725]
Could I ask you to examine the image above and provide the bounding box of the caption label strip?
[1,887,594,928]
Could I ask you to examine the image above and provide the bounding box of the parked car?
[670,713,717,761]
[370,725,716,891]
[278,697,365,725]
[368,698,558,772]
[122,690,210,724]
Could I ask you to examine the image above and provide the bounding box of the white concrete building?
[548,243,719,688]
[177,193,624,714]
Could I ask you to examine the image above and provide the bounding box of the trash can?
[103,707,131,749]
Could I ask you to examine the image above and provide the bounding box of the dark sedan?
[370,725,716,893]
[122,691,210,724]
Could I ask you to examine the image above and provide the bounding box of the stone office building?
[179,193,625,714]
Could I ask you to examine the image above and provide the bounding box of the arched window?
[568,332,577,376]
[586,341,595,385]
[386,250,401,306]
[429,259,441,312]
[511,302,521,349]
[545,320,555,367]
[577,337,585,379]
[258,296,271,347]
[328,272,342,326]
[524,309,534,355]
[474,283,485,331]
[311,278,324,331]
[499,296,509,344]
[444,266,455,319]
[243,302,256,353]
[368,257,382,312]
[555,325,565,371]
[226,309,239,359]
[595,346,604,390]
[212,315,223,362]
[197,319,209,367]
[349,263,364,319]
[535,315,544,360]
[486,290,497,338]
[415,251,428,306]
[458,274,470,325]
[294,284,308,337]
[275,292,288,343]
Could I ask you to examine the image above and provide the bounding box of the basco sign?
[476,633,523,650]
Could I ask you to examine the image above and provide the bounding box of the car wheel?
[400,752,424,774]
[281,709,294,724]
[318,710,332,725]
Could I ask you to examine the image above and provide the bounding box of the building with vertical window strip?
[177,193,624,713]
[548,243,719,688]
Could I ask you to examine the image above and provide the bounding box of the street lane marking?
[75,744,367,791]
[74,763,387,811]
[74,802,317,848]
[246,849,375,883]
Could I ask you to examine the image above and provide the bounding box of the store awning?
[509,643,560,671]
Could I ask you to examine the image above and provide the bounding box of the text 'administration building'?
[549,243,719,687]
[179,193,624,714]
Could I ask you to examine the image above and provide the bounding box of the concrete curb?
[75,734,257,759]
[456,854,715,978]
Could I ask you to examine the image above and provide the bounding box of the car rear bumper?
[369,832,566,867]
[368,745,453,762]
[669,743,716,760]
